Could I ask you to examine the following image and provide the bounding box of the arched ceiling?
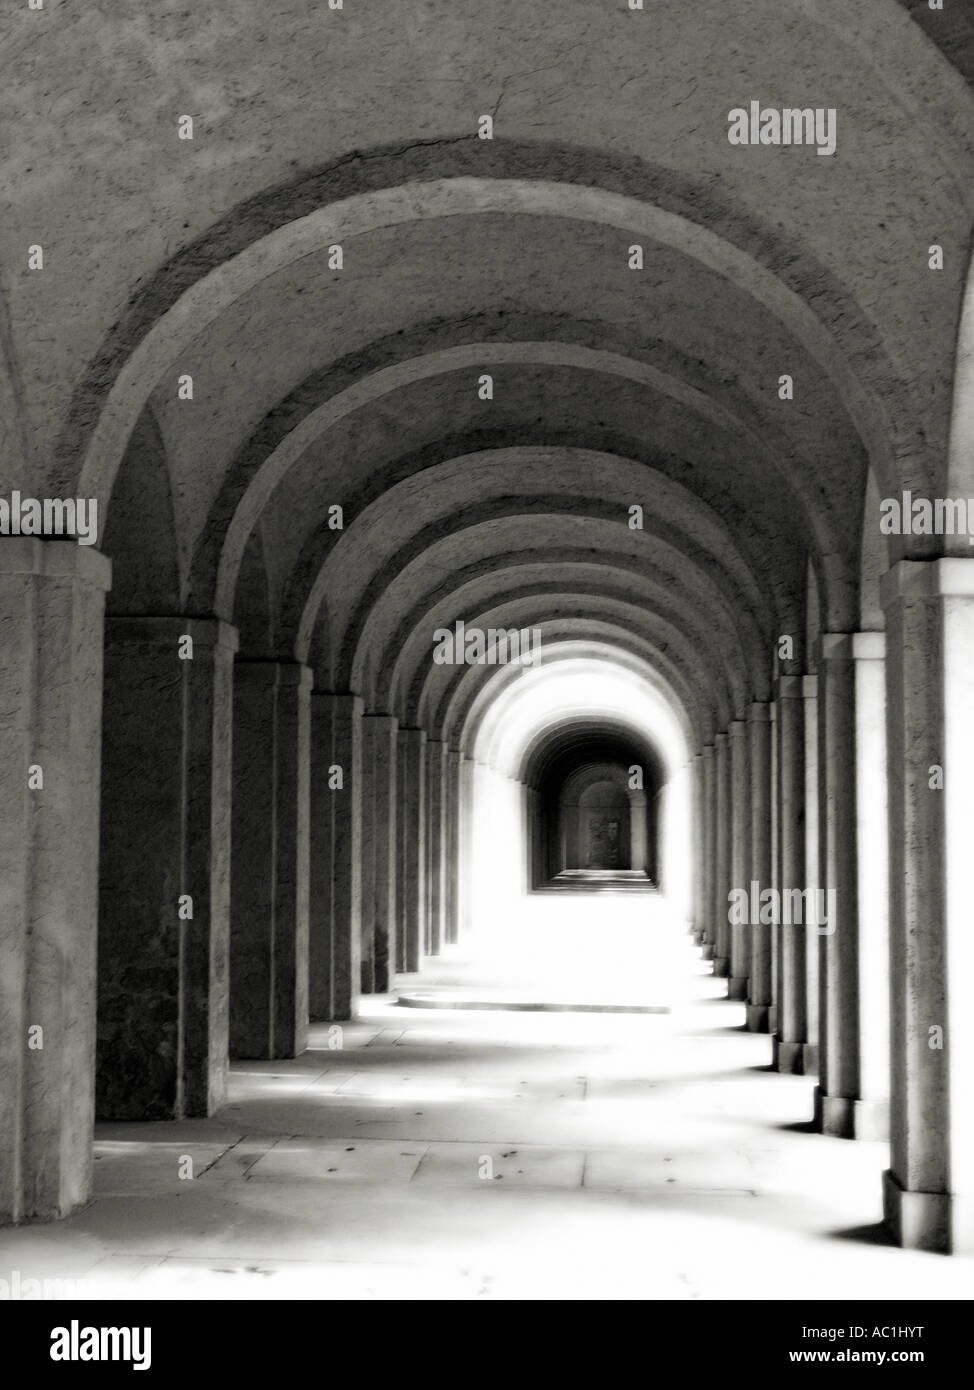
[457,642,698,757]
[3,0,973,758]
[472,652,690,777]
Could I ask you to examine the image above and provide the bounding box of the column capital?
[363,709,397,719]
[715,730,729,746]
[728,720,748,739]
[802,674,817,698]
[881,557,974,606]
[0,536,112,589]
[819,631,886,662]
[776,674,804,699]
[702,743,715,759]
[748,701,771,722]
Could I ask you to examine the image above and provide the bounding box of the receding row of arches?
[2,0,974,1262]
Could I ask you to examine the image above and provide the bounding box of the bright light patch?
[463,646,693,963]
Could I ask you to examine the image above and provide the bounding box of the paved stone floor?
[2,903,972,1301]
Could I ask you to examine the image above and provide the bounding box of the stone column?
[397,727,426,973]
[814,633,889,1140]
[773,675,813,1073]
[651,782,664,885]
[97,614,237,1120]
[565,802,581,871]
[519,778,531,891]
[881,561,974,1252]
[768,701,779,1036]
[700,743,716,959]
[230,661,311,1060]
[458,755,476,935]
[853,634,890,1135]
[802,673,820,1072]
[687,753,703,937]
[529,782,544,884]
[728,720,751,999]
[425,738,448,955]
[747,702,772,1032]
[0,540,110,1222]
[713,732,731,977]
[231,664,275,1051]
[630,794,649,874]
[360,714,398,993]
[445,748,462,944]
[309,692,361,1021]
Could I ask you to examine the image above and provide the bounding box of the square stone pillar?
[0,540,111,1222]
[852,635,890,1130]
[530,781,544,886]
[630,789,649,874]
[425,739,448,955]
[519,778,533,892]
[230,661,311,1059]
[814,633,889,1140]
[397,728,426,973]
[309,692,361,1021]
[802,674,820,1072]
[688,753,703,940]
[768,701,778,1036]
[747,703,773,1032]
[728,720,751,999]
[881,561,974,1252]
[361,713,398,993]
[773,675,814,1073]
[272,664,311,1051]
[458,755,476,936]
[700,744,716,959]
[713,732,731,977]
[97,615,237,1121]
[445,748,463,944]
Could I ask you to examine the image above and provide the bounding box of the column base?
[883,1170,946,1253]
[727,976,749,1001]
[768,1005,777,1035]
[746,1004,770,1033]
[712,955,730,977]
[700,942,715,961]
[814,1087,889,1141]
[772,1037,818,1075]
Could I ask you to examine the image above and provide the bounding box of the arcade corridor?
[3,3,974,1310]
